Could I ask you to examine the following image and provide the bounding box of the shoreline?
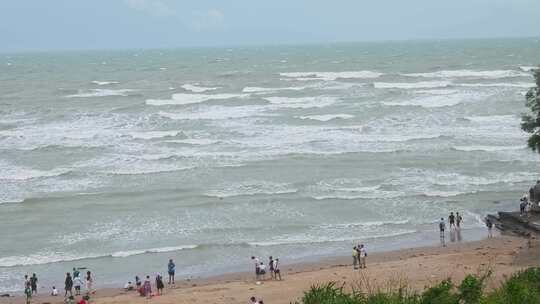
[2,233,536,304]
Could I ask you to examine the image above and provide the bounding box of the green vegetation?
[521,67,540,151]
[295,267,540,304]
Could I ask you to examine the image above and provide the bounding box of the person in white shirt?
[124,281,134,291]
[358,244,367,269]
[273,258,281,280]
[251,256,260,280]
[51,286,58,296]
[73,275,84,296]
[258,263,267,280]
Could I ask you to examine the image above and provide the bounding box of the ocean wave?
[165,138,221,145]
[297,114,354,121]
[455,82,535,88]
[452,145,526,152]
[0,245,199,267]
[205,181,298,198]
[146,93,248,106]
[265,96,339,109]
[421,190,479,197]
[375,81,451,89]
[66,89,134,98]
[242,85,309,93]
[383,91,490,108]
[280,71,383,81]
[403,69,530,79]
[249,230,417,247]
[181,84,219,93]
[0,163,71,181]
[111,245,198,258]
[519,66,539,72]
[463,114,518,124]
[129,131,185,140]
[91,81,119,86]
[159,105,268,120]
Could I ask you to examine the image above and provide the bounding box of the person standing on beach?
[64,272,73,297]
[352,246,359,269]
[268,256,275,279]
[85,271,94,294]
[486,218,493,238]
[439,218,446,246]
[143,275,152,298]
[167,259,175,285]
[251,256,260,280]
[24,275,30,289]
[358,244,367,269]
[73,273,83,296]
[30,273,37,295]
[448,212,456,230]
[155,274,164,295]
[456,212,462,229]
[24,284,31,304]
[273,258,282,280]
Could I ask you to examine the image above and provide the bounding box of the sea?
[1,38,540,292]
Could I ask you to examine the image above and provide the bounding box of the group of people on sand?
[251,256,282,281]
[124,259,174,299]
[352,244,367,270]
[438,212,464,246]
[22,268,93,304]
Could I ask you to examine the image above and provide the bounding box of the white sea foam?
[111,245,198,258]
[242,85,309,93]
[165,138,220,145]
[181,84,219,93]
[91,81,119,86]
[66,89,134,98]
[464,114,518,124]
[375,81,451,89]
[297,114,354,121]
[159,105,267,120]
[0,162,70,181]
[265,96,339,109]
[280,71,383,81]
[452,145,526,152]
[403,69,530,79]
[383,91,489,108]
[205,181,298,198]
[455,82,535,88]
[129,131,184,140]
[422,190,478,197]
[146,93,248,106]
[519,66,539,72]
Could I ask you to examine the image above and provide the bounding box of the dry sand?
[2,235,538,304]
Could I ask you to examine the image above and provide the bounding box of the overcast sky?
[1,0,539,51]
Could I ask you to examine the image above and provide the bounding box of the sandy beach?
[2,235,537,304]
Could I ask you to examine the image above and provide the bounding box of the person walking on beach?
[273,258,282,281]
[352,246,359,269]
[456,212,463,229]
[486,218,493,238]
[167,259,175,285]
[30,273,37,295]
[24,275,30,289]
[448,212,456,230]
[85,271,94,294]
[143,275,152,298]
[358,244,367,269]
[155,274,164,295]
[64,272,73,297]
[439,218,446,246]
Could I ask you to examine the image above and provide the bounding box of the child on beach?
[51,286,58,296]
[24,285,31,304]
[259,262,267,280]
[486,218,493,237]
[155,274,164,295]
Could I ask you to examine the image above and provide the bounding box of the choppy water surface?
[1,38,540,291]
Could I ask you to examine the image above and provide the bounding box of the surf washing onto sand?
[1,38,540,292]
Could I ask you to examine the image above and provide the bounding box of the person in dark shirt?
[30,274,38,295]
[64,273,73,297]
[448,212,456,230]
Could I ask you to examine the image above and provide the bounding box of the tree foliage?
[521,67,540,151]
